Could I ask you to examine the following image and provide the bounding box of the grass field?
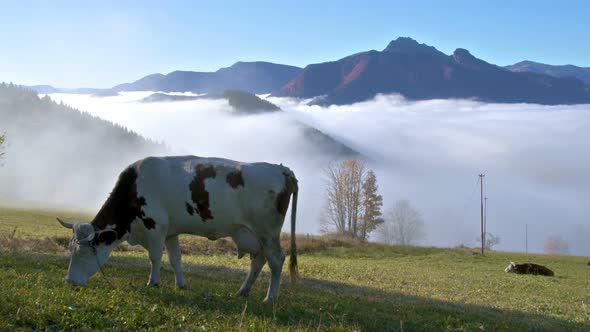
[1,205,589,331]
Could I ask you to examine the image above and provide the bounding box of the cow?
[57,156,299,303]
[504,262,554,276]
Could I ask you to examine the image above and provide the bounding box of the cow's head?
[504,262,516,273]
[57,218,118,286]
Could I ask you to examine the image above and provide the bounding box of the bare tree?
[476,232,500,250]
[379,200,425,246]
[323,159,383,239]
[344,159,365,236]
[544,235,569,255]
[322,161,349,234]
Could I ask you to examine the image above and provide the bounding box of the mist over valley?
[29,91,590,256]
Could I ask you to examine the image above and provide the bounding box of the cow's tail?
[289,182,299,285]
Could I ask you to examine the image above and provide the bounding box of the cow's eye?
[69,239,93,255]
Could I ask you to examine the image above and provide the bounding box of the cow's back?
[133,156,293,238]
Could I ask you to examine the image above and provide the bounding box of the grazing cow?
[57,156,299,303]
[504,262,554,276]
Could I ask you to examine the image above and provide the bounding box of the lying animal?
[504,262,554,276]
[58,156,299,303]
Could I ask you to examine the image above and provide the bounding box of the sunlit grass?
[1,205,589,330]
[0,204,92,238]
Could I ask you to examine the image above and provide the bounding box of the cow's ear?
[96,230,117,245]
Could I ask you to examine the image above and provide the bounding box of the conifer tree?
[360,170,384,240]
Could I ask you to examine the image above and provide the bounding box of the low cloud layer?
[47,92,590,255]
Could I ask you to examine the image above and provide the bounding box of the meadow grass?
[0,205,589,331]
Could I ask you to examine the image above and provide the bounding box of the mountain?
[112,73,165,92]
[0,83,166,206]
[113,62,302,95]
[506,61,590,85]
[28,85,61,94]
[27,85,119,96]
[90,89,119,97]
[297,124,358,158]
[220,90,358,156]
[140,92,209,103]
[278,37,590,105]
[223,90,281,114]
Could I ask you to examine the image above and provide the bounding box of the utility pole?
[479,174,485,256]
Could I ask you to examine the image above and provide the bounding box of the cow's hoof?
[262,296,274,304]
[236,288,250,297]
[177,284,187,290]
[147,282,159,287]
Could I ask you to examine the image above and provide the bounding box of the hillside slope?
[222,90,358,157]
[0,84,166,206]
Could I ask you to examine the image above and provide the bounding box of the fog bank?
[47,92,590,255]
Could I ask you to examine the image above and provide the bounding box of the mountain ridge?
[28,37,590,106]
[506,60,590,85]
[113,61,302,95]
[277,37,590,105]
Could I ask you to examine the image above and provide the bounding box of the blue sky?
[1,0,588,88]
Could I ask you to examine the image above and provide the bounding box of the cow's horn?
[57,217,74,229]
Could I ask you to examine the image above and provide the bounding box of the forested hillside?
[0,83,167,207]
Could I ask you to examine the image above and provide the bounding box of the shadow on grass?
[3,251,588,331]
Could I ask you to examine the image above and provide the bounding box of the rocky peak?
[383,37,443,57]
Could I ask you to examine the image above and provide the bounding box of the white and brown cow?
[57,156,298,303]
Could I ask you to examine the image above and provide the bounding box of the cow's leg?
[233,227,265,297]
[143,216,168,287]
[262,237,285,303]
[147,237,165,287]
[237,253,266,297]
[166,235,186,289]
